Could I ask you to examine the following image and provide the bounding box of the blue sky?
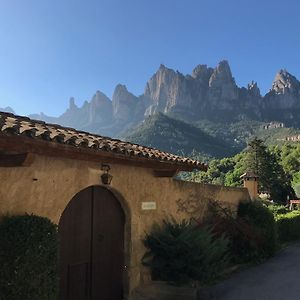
[0,0,299,116]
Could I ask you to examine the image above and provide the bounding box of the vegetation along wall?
[0,153,250,293]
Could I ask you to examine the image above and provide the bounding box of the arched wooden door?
[59,186,125,300]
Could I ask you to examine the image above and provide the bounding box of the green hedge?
[276,211,300,243]
[142,218,230,285]
[0,214,58,300]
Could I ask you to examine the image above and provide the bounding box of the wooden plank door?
[59,187,93,300]
[59,186,125,300]
[91,187,125,300]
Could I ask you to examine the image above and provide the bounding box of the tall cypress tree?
[244,137,294,203]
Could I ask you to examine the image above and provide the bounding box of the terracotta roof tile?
[0,111,207,171]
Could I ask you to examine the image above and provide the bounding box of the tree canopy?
[187,138,298,203]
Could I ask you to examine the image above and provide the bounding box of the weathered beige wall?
[0,154,250,296]
[243,178,259,200]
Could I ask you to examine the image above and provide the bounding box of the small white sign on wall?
[141,202,157,210]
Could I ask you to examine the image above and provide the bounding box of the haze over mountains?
[3,60,300,158]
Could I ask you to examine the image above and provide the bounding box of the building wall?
[243,178,258,200]
[0,154,250,295]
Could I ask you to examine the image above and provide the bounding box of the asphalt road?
[199,243,300,300]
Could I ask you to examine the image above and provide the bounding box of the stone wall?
[0,154,250,296]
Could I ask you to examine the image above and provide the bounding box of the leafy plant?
[203,200,277,264]
[275,210,300,243]
[292,172,300,197]
[267,204,289,215]
[241,138,293,202]
[187,139,296,204]
[142,217,230,285]
[0,214,58,300]
[237,201,277,259]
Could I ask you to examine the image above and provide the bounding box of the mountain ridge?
[3,60,300,158]
[26,60,300,133]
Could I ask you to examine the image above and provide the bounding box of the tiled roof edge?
[0,111,207,171]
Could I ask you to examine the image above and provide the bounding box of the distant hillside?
[196,119,300,148]
[122,114,300,159]
[121,113,238,159]
[256,127,300,145]
[195,119,263,148]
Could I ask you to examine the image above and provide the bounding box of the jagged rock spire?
[271,69,300,94]
[247,81,261,97]
[69,97,77,110]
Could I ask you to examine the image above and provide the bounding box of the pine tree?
[244,138,294,203]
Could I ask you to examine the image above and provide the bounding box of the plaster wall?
[244,179,259,200]
[0,154,250,295]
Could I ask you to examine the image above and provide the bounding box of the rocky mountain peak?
[218,59,231,70]
[69,97,78,110]
[87,91,112,125]
[91,90,111,105]
[209,60,235,86]
[159,64,166,70]
[112,84,138,122]
[155,64,177,78]
[247,81,261,97]
[192,64,214,83]
[113,84,138,102]
[114,84,129,94]
[90,91,112,111]
[208,60,238,102]
[264,69,300,110]
[144,64,194,115]
[272,69,300,94]
[144,65,179,101]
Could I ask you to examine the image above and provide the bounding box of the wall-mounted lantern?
[101,164,113,185]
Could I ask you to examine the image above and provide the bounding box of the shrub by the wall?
[276,211,300,243]
[142,218,230,286]
[206,213,262,264]
[237,201,277,259]
[205,200,277,264]
[0,214,58,300]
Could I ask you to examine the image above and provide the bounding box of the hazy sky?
[0,0,299,116]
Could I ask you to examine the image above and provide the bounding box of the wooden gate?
[59,186,125,300]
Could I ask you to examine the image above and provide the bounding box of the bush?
[205,200,277,264]
[276,211,300,243]
[142,218,230,286]
[267,204,289,215]
[206,214,261,264]
[237,201,277,259]
[0,214,58,300]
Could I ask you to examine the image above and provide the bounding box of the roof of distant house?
[0,111,207,171]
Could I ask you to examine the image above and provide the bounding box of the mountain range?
[3,60,300,158]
